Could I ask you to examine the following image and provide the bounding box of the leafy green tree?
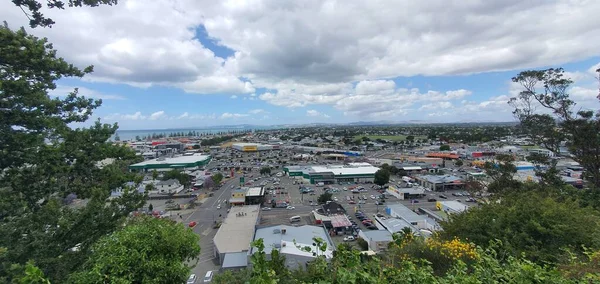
[374,169,391,186]
[212,173,224,186]
[162,170,191,187]
[483,154,522,194]
[0,26,145,282]
[356,238,369,251]
[440,191,600,265]
[260,167,271,176]
[67,216,200,283]
[151,169,159,181]
[12,0,118,28]
[317,192,333,204]
[454,159,464,167]
[439,144,450,151]
[135,135,141,141]
[114,133,121,141]
[510,67,600,188]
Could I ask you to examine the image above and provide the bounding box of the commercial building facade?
[283,163,379,184]
[232,143,279,152]
[128,154,211,172]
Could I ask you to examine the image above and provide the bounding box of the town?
[113,124,585,281]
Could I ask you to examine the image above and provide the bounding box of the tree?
[147,203,153,212]
[510,67,600,188]
[114,133,121,141]
[440,190,600,265]
[212,173,224,186]
[406,135,415,142]
[12,0,118,28]
[260,167,271,176]
[151,169,159,181]
[203,176,215,190]
[454,159,464,167]
[317,192,333,204]
[67,216,200,283]
[374,169,390,186]
[0,26,145,282]
[162,170,190,187]
[135,135,141,141]
[439,144,450,151]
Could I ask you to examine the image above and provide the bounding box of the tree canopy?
[12,0,118,28]
[374,169,391,186]
[0,25,145,282]
[67,216,200,283]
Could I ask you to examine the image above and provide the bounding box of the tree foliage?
[260,167,271,176]
[440,191,600,264]
[374,169,391,186]
[12,0,118,28]
[162,170,190,187]
[67,216,200,283]
[317,192,333,204]
[0,25,145,282]
[439,144,450,151]
[212,173,224,186]
[509,67,600,188]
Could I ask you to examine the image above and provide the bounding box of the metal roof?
[213,205,260,254]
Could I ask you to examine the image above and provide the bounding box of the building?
[251,225,335,269]
[357,230,393,253]
[213,205,261,266]
[415,175,464,191]
[245,187,266,205]
[284,163,379,184]
[232,143,277,152]
[437,200,469,214]
[386,185,426,200]
[229,188,247,206]
[129,154,211,172]
[425,152,460,159]
[385,203,438,230]
[376,217,418,234]
[154,179,184,194]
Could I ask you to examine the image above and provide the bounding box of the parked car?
[366,225,378,230]
[286,206,295,210]
[186,274,197,284]
[439,195,448,199]
[428,198,437,202]
[262,207,272,211]
[343,236,356,242]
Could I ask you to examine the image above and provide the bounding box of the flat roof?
[328,214,352,228]
[246,187,264,197]
[252,225,334,258]
[222,252,248,269]
[232,143,263,147]
[417,174,463,184]
[129,154,210,169]
[361,230,393,242]
[402,166,422,171]
[386,203,427,223]
[439,201,469,212]
[310,164,379,176]
[378,217,417,234]
[214,205,260,254]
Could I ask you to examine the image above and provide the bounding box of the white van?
[203,271,213,283]
[290,216,301,223]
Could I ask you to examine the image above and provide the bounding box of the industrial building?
[128,154,211,171]
[251,225,335,269]
[213,205,261,267]
[284,163,379,184]
[232,143,279,152]
[385,203,439,231]
[437,200,469,214]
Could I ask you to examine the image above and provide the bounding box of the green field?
[353,135,427,142]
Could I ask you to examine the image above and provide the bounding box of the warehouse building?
[283,163,379,184]
[232,143,279,152]
[213,205,261,267]
[128,154,211,172]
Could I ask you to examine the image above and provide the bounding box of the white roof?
[439,201,469,212]
[310,165,379,176]
[130,154,210,166]
[214,205,260,254]
[245,187,264,197]
[233,143,261,147]
[280,241,334,259]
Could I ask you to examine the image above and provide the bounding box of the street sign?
[240,177,245,184]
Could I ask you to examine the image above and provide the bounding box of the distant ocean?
[112,126,277,141]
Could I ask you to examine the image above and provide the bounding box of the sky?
[2,0,600,130]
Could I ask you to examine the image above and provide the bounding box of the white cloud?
[177,112,190,119]
[50,86,126,100]
[105,111,146,121]
[148,111,166,120]
[230,95,238,99]
[220,112,249,119]
[4,0,600,113]
[420,102,454,110]
[306,110,330,118]
[248,109,266,114]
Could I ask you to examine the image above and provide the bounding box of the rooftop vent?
[273,229,281,234]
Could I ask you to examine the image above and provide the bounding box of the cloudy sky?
[3,0,600,129]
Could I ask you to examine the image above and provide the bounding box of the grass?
[353,135,427,142]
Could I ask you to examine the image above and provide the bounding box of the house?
[251,225,335,269]
[358,230,393,253]
[155,179,184,194]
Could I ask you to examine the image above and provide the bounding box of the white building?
[251,225,335,269]
[214,205,261,267]
[437,200,469,214]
